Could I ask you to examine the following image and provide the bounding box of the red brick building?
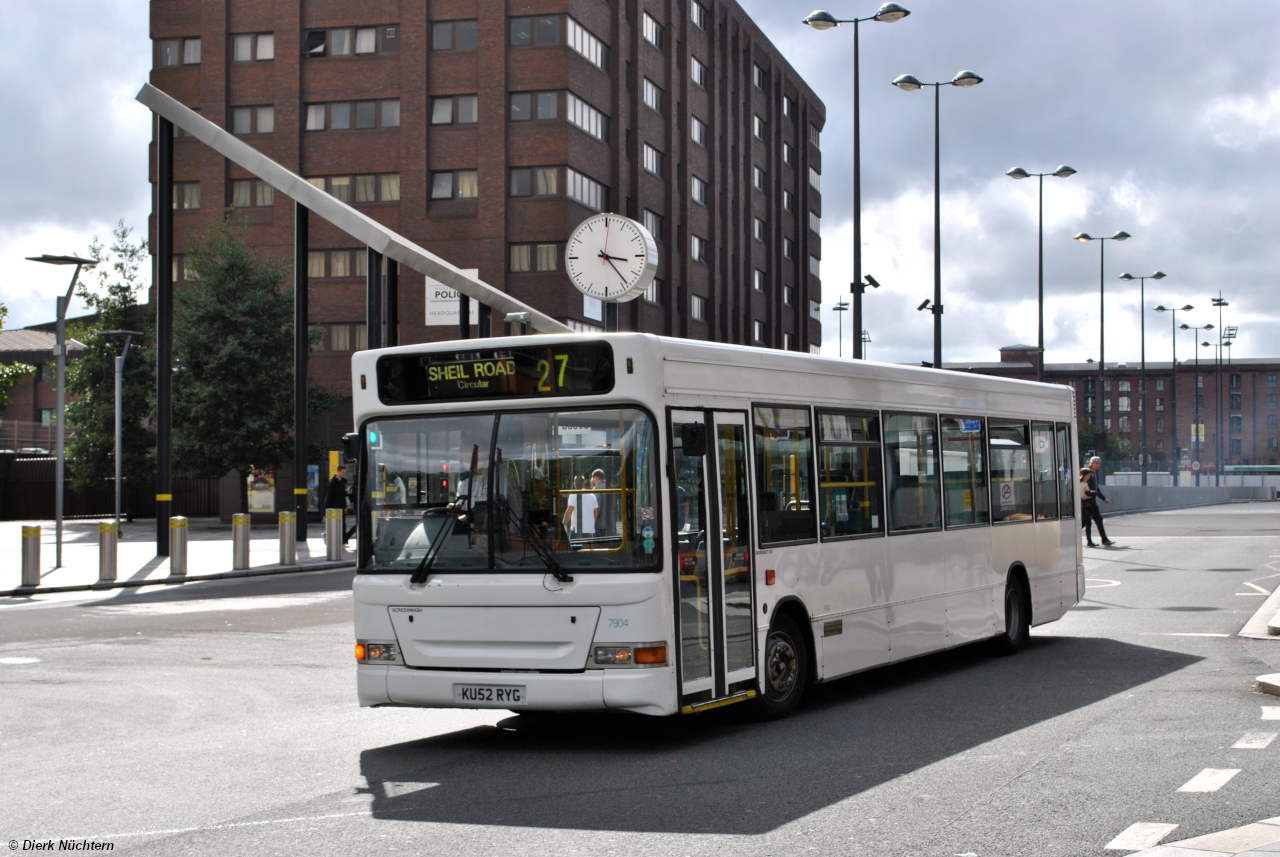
[149,0,826,406]
[0,329,86,451]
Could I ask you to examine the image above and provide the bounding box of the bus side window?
[1055,422,1073,518]
[988,419,1033,522]
[940,416,989,527]
[753,406,817,544]
[1031,422,1058,520]
[884,413,942,532]
[816,409,884,538]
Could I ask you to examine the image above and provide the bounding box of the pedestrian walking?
[325,465,352,546]
[1081,456,1114,547]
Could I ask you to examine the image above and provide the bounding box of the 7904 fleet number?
[453,684,526,706]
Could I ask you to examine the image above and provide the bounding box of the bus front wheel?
[992,576,1030,655]
[755,613,808,720]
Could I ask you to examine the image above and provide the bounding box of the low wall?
[1097,485,1275,514]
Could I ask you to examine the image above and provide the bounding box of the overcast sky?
[2,0,1277,367]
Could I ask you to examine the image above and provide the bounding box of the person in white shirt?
[563,469,603,538]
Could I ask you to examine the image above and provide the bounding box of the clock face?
[565,214,659,303]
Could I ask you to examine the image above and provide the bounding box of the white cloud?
[1202,88,1280,149]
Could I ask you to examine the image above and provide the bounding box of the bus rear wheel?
[754,613,808,720]
[992,576,1029,655]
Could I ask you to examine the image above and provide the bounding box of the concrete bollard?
[324,508,343,561]
[21,525,41,587]
[169,516,188,577]
[232,513,250,570]
[98,521,118,583]
[279,511,297,566]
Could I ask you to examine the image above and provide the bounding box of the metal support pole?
[365,248,383,350]
[932,84,943,370]
[852,18,862,360]
[385,260,398,347]
[294,203,309,540]
[1140,278,1147,486]
[1037,174,1045,383]
[279,511,297,566]
[98,522,118,583]
[115,352,124,530]
[21,526,41,587]
[168,516,188,576]
[232,512,250,570]
[54,265,82,569]
[478,303,492,338]
[1171,310,1179,477]
[325,507,343,561]
[459,293,471,340]
[606,302,619,332]
[851,283,864,361]
[156,117,174,556]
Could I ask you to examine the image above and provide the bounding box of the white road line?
[0,656,41,664]
[1233,732,1277,749]
[1105,822,1179,851]
[1243,581,1271,594]
[1262,707,1280,721]
[1177,768,1241,792]
[1086,579,1122,588]
[78,810,374,840]
[1145,633,1231,638]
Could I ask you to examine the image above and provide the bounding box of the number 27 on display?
[536,354,570,393]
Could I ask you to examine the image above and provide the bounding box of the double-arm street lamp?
[1153,304,1193,480]
[25,253,96,569]
[1182,321,1214,482]
[1006,166,1077,382]
[1074,231,1129,453]
[99,330,143,534]
[1212,295,1229,484]
[833,299,850,356]
[893,69,983,368]
[1119,271,1166,485]
[802,3,910,359]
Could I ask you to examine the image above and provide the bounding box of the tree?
[65,222,155,490]
[173,215,337,512]
[0,304,35,405]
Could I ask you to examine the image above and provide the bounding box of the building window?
[1195,374,1203,388]
[156,37,201,66]
[432,20,478,50]
[809,123,820,147]
[1103,379,1112,392]
[1271,438,1279,452]
[1117,416,1131,433]
[690,1,707,29]
[1104,418,1112,432]
[642,13,663,48]
[1156,379,1165,391]
[784,333,794,350]
[782,96,793,118]
[1269,375,1278,387]
[643,79,663,113]
[173,182,201,210]
[754,218,766,241]
[753,115,766,140]
[809,300,821,321]
[808,167,821,191]
[783,190,793,211]
[430,170,477,200]
[508,243,560,272]
[754,320,765,341]
[753,269,765,291]
[690,234,707,263]
[1231,392,1243,410]
[230,179,275,208]
[1270,394,1279,408]
[1156,418,1164,432]
[810,344,821,355]
[809,211,821,234]
[691,175,707,205]
[309,26,399,57]
[1118,379,1131,392]
[429,95,477,124]
[1104,398,1112,412]
[691,294,706,321]
[309,100,401,130]
[510,15,559,46]
[1156,440,1164,450]
[509,92,555,121]
[783,142,794,165]
[230,106,274,135]
[1118,396,1131,413]
[644,279,661,304]
[1193,394,1204,410]
[753,167,766,190]
[307,250,370,279]
[566,18,607,69]
[509,167,560,197]
[1084,396,1094,414]
[1231,373,1242,389]
[690,116,707,147]
[783,237,794,258]
[1269,415,1278,430]
[784,286,794,306]
[1231,415,1243,433]
[1231,438,1243,456]
[231,33,274,62]
[312,323,367,352]
[1084,379,1096,394]
[642,209,663,241]
[567,93,608,140]
[690,56,707,88]
[753,64,766,89]
[643,143,663,176]
[809,255,820,277]
[566,168,607,210]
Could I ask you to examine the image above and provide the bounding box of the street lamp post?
[1074,231,1130,457]
[1182,321,1214,485]
[1119,271,1166,486]
[1154,303,1193,482]
[1006,165,1077,382]
[802,3,910,359]
[861,329,872,361]
[100,330,143,534]
[1212,295,1229,485]
[833,299,849,356]
[25,253,96,569]
[893,69,984,368]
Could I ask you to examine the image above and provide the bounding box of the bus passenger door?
[670,410,757,708]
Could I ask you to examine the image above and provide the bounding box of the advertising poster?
[307,464,321,513]
[247,468,275,513]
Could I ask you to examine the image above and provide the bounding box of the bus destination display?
[378,342,615,403]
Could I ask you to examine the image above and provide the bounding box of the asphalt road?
[2,503,1279,856]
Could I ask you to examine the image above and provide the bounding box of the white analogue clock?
[565,213,658,303]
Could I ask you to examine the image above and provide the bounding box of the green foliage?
[65,222,155,488]
[0,304,36,404]
[173,214,339,509]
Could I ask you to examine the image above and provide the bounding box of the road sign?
[1191,460,1201,472]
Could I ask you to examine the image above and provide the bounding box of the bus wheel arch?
[754,597,813,720]
[992,565,1031,655]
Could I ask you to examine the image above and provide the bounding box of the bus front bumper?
[358,664,678,717]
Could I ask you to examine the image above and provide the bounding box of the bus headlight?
[591,642,668,668]
[356,640,403,664]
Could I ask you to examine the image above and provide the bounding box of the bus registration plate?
[453,684,526,706]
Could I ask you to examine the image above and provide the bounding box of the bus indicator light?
[765,569,776,585]
[355,643,367,661]
[635,645,667,665]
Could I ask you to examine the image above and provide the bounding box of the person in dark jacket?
[1082,456,1114,546]
[325,466,351,545]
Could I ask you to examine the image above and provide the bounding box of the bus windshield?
[361,407,660,573]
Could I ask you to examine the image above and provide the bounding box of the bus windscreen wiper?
[503,504,573,583]
[410,444,479,584]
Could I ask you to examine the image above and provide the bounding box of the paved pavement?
[1,503,1278,856]
[0,517,354,595]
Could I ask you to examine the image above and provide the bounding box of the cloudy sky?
[1,0,1277,367]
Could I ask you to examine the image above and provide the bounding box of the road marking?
[80,811,374,840]
[1177,768,1241,792]
[1105,823,1179,851]
[91,592,347,615]
[1243,581,1271,594]
[1233,732,1277,749]
[379,781,439,798]
[1262,707,1280,720]
[0,656,40,664]
[1086,579,1122,588]
[1146,633,1230,638]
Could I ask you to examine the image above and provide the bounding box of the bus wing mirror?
[341,432,359,464]
[680,423,708,457]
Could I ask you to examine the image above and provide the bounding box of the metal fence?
[0,455,219,520]
[0,419,72,455]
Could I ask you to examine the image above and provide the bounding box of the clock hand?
[603,257,629,284]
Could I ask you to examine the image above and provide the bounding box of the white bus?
[351,334,1083,719]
